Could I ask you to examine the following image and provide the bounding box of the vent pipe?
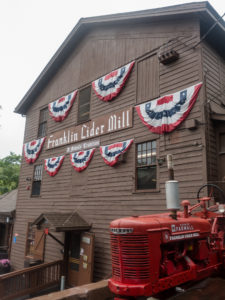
[166,180,180,211]
[166,154,179,219]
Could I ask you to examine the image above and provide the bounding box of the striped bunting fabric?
[100,139,133,166]
[135,82,202,134]
[92,61,135,101]
[48,90,77,122]
[44,156,65,176]
[70,148,95,172]
[23,137,46,164]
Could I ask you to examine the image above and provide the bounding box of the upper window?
[31,164,43,196]
[78,86,91,123]
[136,140,157,190]
[38,107,48,137]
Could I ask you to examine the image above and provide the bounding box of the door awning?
[31,211,91,232]
[210,101,225,121]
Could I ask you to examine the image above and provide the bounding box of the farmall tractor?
[108,181,225,300]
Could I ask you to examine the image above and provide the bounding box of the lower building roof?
[31,211,91,232]
[0,189,17,215]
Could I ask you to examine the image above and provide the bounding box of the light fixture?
[219,204,225,213]
[157,157,165,166]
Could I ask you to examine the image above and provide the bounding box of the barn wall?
[12,16,206,280]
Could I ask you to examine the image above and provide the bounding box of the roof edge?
[14,1,225,115]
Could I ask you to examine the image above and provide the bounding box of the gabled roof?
[31,211,91,232]
[210,101,225,121]
[14,1,225,115]
[0,189,17,215]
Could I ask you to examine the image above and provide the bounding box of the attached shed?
[0,189,17,258]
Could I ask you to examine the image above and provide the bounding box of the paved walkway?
[168,277,225,300]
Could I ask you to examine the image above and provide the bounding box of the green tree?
[0,152,21,194]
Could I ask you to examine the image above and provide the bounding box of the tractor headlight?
[218,204,225,213]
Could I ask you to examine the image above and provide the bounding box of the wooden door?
[77,232,94,286]
[32,230,46,261]
[67,233,80,286]
[218,132,225,181]
[216,129,225,203]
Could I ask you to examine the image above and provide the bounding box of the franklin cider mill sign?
[47,107,133,150]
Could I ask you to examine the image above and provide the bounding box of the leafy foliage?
[0,152,21,195]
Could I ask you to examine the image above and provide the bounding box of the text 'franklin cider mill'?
[47,107,133,150]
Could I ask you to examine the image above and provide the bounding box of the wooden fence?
[0,260,63,300]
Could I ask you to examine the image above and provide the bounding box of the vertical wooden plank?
[137,54,159,103]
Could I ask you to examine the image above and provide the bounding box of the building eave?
[14,1,225,115]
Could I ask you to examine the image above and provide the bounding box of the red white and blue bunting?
[92,61,135,101]
[135,82,202,134]
[23,137,46,164]
[44,156,65,176]
[70,148,95,172]
[100,139,133,166]
[48,90,77,122]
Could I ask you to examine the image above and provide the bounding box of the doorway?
[67,232,80,286]
[215,123,225,203]
[66,231,94,287]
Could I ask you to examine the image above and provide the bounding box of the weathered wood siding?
[12,16,207,280]
[202,41,225,182]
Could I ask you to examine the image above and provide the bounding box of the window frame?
[31,164,43,197]
[37,107,48,138]
[77,85,91,124]
[134,138,159,193]
[25,222,36,258]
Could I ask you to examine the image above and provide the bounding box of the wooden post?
[167,154,174,180]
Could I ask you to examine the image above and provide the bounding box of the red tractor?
[108,183,225,300]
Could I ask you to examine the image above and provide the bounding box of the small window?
[136,141,157,190]
[31,165,43,196]
[38,107,48,137]
[78,86,91,123]
[25,222,36,257]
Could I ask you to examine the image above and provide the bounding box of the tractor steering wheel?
[197,183,225,204]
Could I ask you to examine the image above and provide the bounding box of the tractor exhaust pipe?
[166,154,180,219]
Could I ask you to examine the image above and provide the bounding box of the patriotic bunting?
[48,90,77,122]
[92,61,135,101]
[70,148,95,172]
[135,82,202,134]
[100,139,133,166]
[44,156,65,176]
[23,137,46,164]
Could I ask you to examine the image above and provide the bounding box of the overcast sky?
[0,0,224,158]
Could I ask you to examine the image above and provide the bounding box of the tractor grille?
[111,233,150,283]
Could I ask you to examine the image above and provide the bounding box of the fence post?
[0,278,5,299]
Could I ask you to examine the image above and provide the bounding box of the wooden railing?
[0,260,63,300]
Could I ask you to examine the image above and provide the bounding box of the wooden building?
[12,2,225,285]
[0,189,17,259]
